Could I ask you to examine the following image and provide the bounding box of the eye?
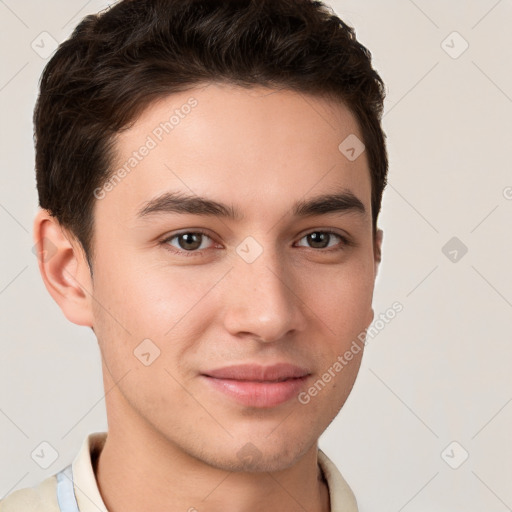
[295,230,350,251]
[161,230,216,257]
[160,229,351,258]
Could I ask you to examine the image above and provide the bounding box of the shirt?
[0,431,358,511]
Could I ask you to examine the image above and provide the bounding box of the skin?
[34,83,383,512]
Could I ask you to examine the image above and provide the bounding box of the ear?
[374,228,383,278]
[33,209,94,327]
[364,228,383,330]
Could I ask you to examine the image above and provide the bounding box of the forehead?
[99,83,372,225]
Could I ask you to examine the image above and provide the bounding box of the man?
[1,0,387,510]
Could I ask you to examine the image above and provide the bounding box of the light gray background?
[1,1,511,511]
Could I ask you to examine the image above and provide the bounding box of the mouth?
[201,363,312,408]
[202,362,311,381]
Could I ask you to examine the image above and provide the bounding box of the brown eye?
[176,232,203,251]
[296,230,348,251]
[162,230,215,256]
[306,232,331,249]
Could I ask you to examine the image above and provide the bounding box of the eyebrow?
[136,189,367,221]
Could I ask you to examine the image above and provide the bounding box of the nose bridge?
[222,237,306,342]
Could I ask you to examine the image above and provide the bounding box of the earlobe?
[33,209,94,327]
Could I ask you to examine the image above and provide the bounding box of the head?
[34,0,387,472]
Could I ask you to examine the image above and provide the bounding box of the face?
[87,83,379,472]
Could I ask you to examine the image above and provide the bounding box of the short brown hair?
[34,0,388,269]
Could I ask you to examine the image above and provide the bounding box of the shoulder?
[0,473,60,512]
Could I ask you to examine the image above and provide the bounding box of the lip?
[201,363,312,408]
[203,363,311,381]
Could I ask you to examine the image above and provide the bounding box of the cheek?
[90,255,220,378]
[297,349,363,431]
[92,248,213,334]
[305,260,375,337]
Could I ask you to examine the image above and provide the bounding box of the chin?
[202,436,314,473]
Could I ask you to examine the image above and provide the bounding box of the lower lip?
[202,375,310,408]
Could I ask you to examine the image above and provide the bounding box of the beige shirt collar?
[72,432,358,512]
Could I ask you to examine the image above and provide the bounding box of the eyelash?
[159,229,352,258]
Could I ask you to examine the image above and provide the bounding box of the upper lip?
[203,363,311,382]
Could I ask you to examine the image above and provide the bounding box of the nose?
[220,243,308,343]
